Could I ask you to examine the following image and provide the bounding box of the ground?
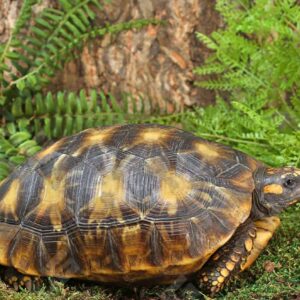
[0,207,299,300]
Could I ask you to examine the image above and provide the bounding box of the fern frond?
[0,127,41,179]
[0,0,39,93]
[195,79,234,91]
[193,63,226,75]
[10,90,172,139]
[5,18,161,94]
[195,32,218,50]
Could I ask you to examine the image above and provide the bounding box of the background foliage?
[0,0,299,299]
[193,0,300,168]
[0,0,167,180]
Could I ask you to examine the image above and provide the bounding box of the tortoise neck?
[251,166,271,219]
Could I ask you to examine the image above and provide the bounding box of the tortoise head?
[253,167,300,217]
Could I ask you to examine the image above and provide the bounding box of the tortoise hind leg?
[196,216,280,297]
[2,267,44,291]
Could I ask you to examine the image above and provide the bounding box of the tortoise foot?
[3,268,43,291]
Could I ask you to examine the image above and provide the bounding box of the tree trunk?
[0,0,222,110]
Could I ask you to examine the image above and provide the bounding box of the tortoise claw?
[13,281,19,291]
[25,279,32,291]
[3,267,43,291]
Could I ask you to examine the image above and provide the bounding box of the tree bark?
[0,0,222,110]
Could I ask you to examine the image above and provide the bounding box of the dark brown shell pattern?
[0,124,261,283]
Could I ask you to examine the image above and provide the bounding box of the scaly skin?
[3,268,43,291]
[197,220,256,297]
[197,216,281,297]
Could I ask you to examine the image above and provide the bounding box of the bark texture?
[0,0,222,110]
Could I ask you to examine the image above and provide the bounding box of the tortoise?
[0,124,299,296]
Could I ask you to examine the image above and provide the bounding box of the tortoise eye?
[284,178,296,189]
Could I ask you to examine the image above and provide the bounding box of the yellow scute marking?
[0,180,20,221]
[86,172,125,223]
[73,128,118,156]
[140,129,169,143]
[145,156,169,176]
[84,128,114,145]
[197,191,212,202]
[160,171,191,215]
[195,142,219,159]
[0,224,19,266]
[101,172,124,198]
[36,139,64,159]
[263,184,283,195]
[34,180,65,232]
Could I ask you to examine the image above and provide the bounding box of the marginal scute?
[0,124,260,283]
[0,179,20,222]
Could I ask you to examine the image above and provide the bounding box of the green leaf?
[64,115,73,135]
[79,90,88,113]
[83,4,96,19]
[35,17,53,30]
[25,98,33,116]
[0,161,11,179]
[70,14,86,32]
[9,155,26,165]
[27,74,37,86]
[45,92,55,114]
[6,123,17,135]
[35,94,46,114]
[44,118,52,138]
[31,26,49,38]
[59,0,72,11]
[6,51,20,60]
[16,80,26,91]
[26,145,42,156]
[9,132,31,147]
[54,115,63,137]
[11,98,24,117]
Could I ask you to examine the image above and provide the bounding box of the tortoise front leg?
[196,216,280,297]
[196,220,256,297]
[240,216,280,271]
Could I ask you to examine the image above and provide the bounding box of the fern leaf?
[195,32,218,50]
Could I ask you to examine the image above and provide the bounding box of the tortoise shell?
[0,124,261,283]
